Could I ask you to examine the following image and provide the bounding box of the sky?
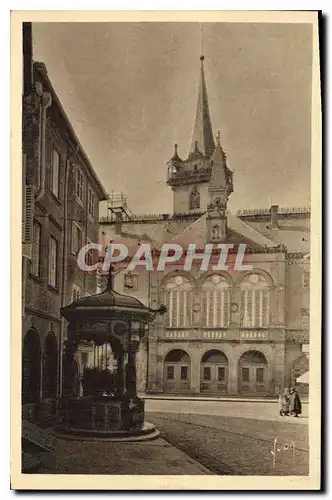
[32,22,313,215]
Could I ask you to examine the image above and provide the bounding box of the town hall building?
[98,54,310,396]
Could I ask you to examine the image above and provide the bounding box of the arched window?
[189,187,200,210]
[239,350,267,365]
[164,349,190,363]
[211,225,221,241]
[201,350,228,364]
[202,275,230,327]
[163,275,192,327]
[240,273,270,328]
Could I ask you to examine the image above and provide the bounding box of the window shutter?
[24,185,34,243]
[224,290,230,326]
[247,291,253,327]
[208,291,214,327]
[171,291,177,327]
[186,291,192,326]
[216,290,222,327]
[262,291,269,327]
[164,292,170,326]
[178,291,185,326]
[254,291,260,327]
[240,290,245,326]
[202,293,207,327]
[71,222,76,253]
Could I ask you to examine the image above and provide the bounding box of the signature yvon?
[271,438,296,468]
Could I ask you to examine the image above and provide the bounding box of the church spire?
[190,54,215,159]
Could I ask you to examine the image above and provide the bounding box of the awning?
[297,371,309,384]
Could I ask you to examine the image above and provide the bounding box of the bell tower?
[166,55,215,214]
[166,52,234,228]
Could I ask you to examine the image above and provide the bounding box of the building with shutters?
[99,54,310,396]
[21,23,108,412]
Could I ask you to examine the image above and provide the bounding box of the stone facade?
[22,27,107,405]
[98,55,310,396]
[97,233,309,396]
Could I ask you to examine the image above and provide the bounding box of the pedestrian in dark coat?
[289,387,302,417]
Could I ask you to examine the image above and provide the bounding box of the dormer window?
[189,187,200,210]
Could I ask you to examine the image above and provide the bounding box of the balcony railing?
[167,166,211,185]
[159,328,284,342]
[237,206,311,217]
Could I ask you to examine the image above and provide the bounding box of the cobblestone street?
[34,400,308,476]
[147,410,308,475]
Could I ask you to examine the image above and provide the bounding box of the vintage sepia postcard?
[11,10,322,491]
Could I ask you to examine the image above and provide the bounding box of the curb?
[56,421,160,442]
[141,395,309,404]
[160,437,215,475]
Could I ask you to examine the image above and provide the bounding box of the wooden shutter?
[254,290,260,327]
[202,293,207,327]
[247,291,253,327]
[178,291,185,326]
[171,291,177,327]
[186,291,192,326]
[215,290,222,327]
[240,290,245,326]
[71,222,76,254]
[23,185,34,243]
[22,155,26,241]
[224,290,230,326]
[208,291,214,327]
[262,291,269,327]
[164,292,170,326]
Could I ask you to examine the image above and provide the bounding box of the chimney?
[270,205,279,229]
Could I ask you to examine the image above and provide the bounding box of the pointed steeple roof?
[171,143,182,162]
[209,131,233,198]
[209,131,228,189]
[190,56,215,159]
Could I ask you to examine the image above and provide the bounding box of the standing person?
[289,387,302,417]
[279,387,290,416]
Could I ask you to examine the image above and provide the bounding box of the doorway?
[200,350,228,393]
[42,333,58,399]
[238,350,268,394]
[22,330,41,404]
[163,349,191,392]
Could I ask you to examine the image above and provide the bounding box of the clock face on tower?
[231,303,239,313]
